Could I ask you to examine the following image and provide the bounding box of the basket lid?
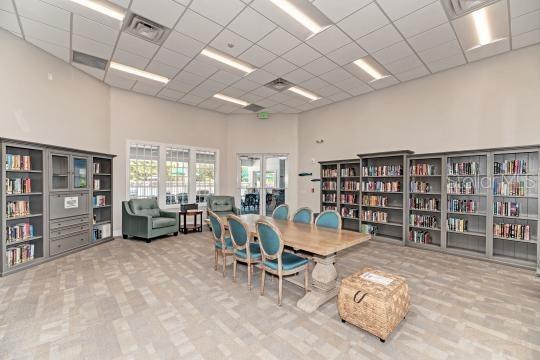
[342,267,406,298]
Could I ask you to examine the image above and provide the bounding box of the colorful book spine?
[493,201,520,217]
[447,180,475,194]
[410,214,438,228]
[341,180,360,191]
[322,193,337,203]
[408,230,432,244]
[5,178,32,194]
[6,201,30,218]
[362,181,401,192]
[341,207,359,218]
[447,199,477,213]
[410,181,431,193]
[322,168,337,177]
[493,223,530,240]
[92,195,107,207]
[447,162,479,175]
[340,193,358,204]
[362,165,402,177]
[6,223,35,242]
[6,244,34,267]
[493,180,525,196]
[361,210,388,223]
[362,195,388,207]
[447,218,468,232]
[410,164,437,176]
[5,154,31,171]
[322,181,337,190]
[410,197,439,210]
[494,160,527,174]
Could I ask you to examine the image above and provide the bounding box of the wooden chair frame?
[227,214,261,290]
[208,210,234,277]
[315,209,342,229]
[292,207,314,224]
[272,204,290,220]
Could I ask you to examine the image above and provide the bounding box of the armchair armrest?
[122,203,152,237]
[232,206,240,215]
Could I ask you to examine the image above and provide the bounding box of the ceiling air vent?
[123,13,170,45]
[243,104,265,112]
[72,51,108,70]
[264,78,294,92]
[442,0,499,19]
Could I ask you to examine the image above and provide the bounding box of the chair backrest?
[227,215,250,251]
[292,207,313,224]
[256,220,284,264]
[208,210,225,245]
[315,210,342,229]
[272,204,289,220]
[128,198,160,217]
[207,195,234,212]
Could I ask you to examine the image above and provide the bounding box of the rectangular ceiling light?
[109,62,169,84]
[69,0,125,21]
[288,86,320,101]
[213,93,250,107]
[269,0,329,34]
[353,58,386,82]
[201,48,255,74]
[472,7,492,46]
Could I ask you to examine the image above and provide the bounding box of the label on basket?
[361,272,393,286]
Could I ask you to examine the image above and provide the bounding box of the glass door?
[263,155,288,216]
[238,155,262,215]
[73,156,89,189]
[51,153,69,191]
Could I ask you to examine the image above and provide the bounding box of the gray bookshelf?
[1,138,115,276]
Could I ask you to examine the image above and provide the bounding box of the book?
[6,223,35,242]
[362,195,388,207]
[322,167,337,177]
[447,199,477,213]
[5,178,32,194]
[494,160,527,175]
[92,195,107,207]
[6,200,30,218]
[362,165,402,177]
[493,180,525,196]
[410,180,431,193]
[447,218,468,232]
[361,210,388,223]
[409,214,438,229]
[410,163,437,176]
[410,197,439,211]
[340,167,357,177]
[447,161,480,176]
[494,201,520,217]
[493,223,530,240]
[408,230,432,244]
[447,180,475,194]
[93,179,101,190]
[5,154,31,171]
[362,181,400,192]
[93,162,101,174]
[6,243,34,267]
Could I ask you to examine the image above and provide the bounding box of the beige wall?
[298,44,540,210]
[0,31,110,152]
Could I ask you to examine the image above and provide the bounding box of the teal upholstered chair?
[207,195,240,217]
[292,207,313,224]
[228,214,261,290]
[272,204,289,220]
[208,210,234,277]
[256,220,309,306]
[315,210,342,229]
[122,199,178,243]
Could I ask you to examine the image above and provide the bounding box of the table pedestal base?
[297,254,338,313]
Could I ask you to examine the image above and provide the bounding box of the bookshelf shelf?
[409,225,440,231]
[6,213,43,221]
[361,205,403,210]
[362,220,402,227]
[6,169,42,173]
[361,175,403,178]
[6,192,43,197]
[6,236,43,246]
[447,229,485,237]
[493,236,536,244]
[410,208,441,213]
[493,214,538,221]
[92,156,114,242]
[410,192,441,195]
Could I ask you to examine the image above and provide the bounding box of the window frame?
[126,139,220,209]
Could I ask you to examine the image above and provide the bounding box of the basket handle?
[353,291,367,303]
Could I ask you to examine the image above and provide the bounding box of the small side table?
[179,210,203,234]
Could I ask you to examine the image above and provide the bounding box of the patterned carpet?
[1,231,539,359]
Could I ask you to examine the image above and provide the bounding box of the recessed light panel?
[288,86,320,101]
[69,0,125,21]
[346,56,390,83]
[213,93,250,107]
[201,48,256,74]
[109,62,169,84]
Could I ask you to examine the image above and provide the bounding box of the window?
[165,147,190,205]
[129,144,159,199]
[196,151,216,204]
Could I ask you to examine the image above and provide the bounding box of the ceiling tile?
[303,56,338,75]
[394,1,448,38]
[312,0,372,22]
[425,52,466,73]
[299,77,330,91]
[344,86,372,97]
[158,88,186,101]
[369,75,399,90]
[233,78,260,91]
[395,65,429,82]
[326,42,367,65]
[512,10,540,35]
[335,76,369,91]
[243,69,276,84]
[221,86,246,97]
[284,68,315,84]
[163,31,206,57]
[282,44,321,66]
[418,39,463,63]
[238,45,276,67]
[130,0,185,28]
[510,0,540,18]
[112,48,150,68]
[209,69,243,85]
[190,0,245,26]
[318,67,353,83]
[512,28,540,49]
[105,72,136,90]
[109,0,130,7]
[153,47,190,69]
[20,17,69,48]
[306,26,351,54]
[465,38,510,62]
[173,70,206,85]
[0,10,21,35]
[173,0,190,6]
[215,103,240,113]
[250,86,277,98]
[198,98,223,110]
[356,24,403,53]
[179,93,206,105]
[227,6,276,42]
[48,0,122,29]
[183,58,218,77]
[26,36,70,62]
[72,15,118,46]
[175,9,223,43]
[249,0,313,41]
[190,85,218,98]
[257,28,302,56]
[241,92,263,103]
[72,34,114,59]
[384,54,424,74]
[282,96,308,107]
[372,41,414,65]
[0,0,14,12]
[210,29,253,56]
[73,63,105,80]
[376,0,437,21]
[16,0,70,31]
[116,33,159,58]
[338,3,389,40]
[407,22,456,53]
[316,84,341,97]
[262,57,297,76]
[146,60,180,78]
[328,91,352,102]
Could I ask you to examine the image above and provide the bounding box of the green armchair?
[122,199,179,243]
[207,195,240,217]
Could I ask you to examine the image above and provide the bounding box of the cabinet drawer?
[50,192,89,219]
[50,223,89,238]
[50,231,89,256]
[50,215,89,230]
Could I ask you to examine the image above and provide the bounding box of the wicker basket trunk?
[337,267,410,341]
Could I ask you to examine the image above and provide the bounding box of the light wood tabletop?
[220,214,370,257]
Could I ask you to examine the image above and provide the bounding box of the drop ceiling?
[1,0,538,114]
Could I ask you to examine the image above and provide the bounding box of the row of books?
[7,200,30,218]
[93,162,104,174]
[361,210,387,223]
[410,214,438,229]
[322,181,337,190]
[362,165,402,177]
[6,244,34,268]
[341,208,359,218]
[92,223,111,241]
[5,154,31,171]
[493,223,531,240]
[93,195,107,207]
[6,223,35,242]
[494,160,528,175]
[447,181,476,195]
[410,164,437,176]
[322,168,337,178]
[410,181,432,193]
[447,218,468,232]
[447,162,480,176]
[5,178,32,194]
[342,181,360,191]
[494,201,520,217]
[409,197,439,211]
[448,199,477,213]
[362,181,401,193]
[94,179,101,190]
[322,193,336,203]
[340,193,357,204]
[362,195,388,207]
[408,230,432,244]
[341,168,357,177]
[322,205,336,211]
[493,180,526,196]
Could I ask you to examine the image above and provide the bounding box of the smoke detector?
[442,0,499,19]
[123,13,170,45]
[264,78,294,92]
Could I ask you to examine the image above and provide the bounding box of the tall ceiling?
[1,0,539,114]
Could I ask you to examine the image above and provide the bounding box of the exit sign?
[257,111,270,119]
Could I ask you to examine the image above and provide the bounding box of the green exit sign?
[257,111,270,119]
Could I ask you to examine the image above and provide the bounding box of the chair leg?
[233,259,237,282]
[247,262,252,290]
[278,275,283,306]
[260,269,266,295]
[222,252,226,278]
[214,249,218,271]
[304,268,309,294]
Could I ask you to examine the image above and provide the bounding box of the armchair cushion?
[152,217,177,229]
[208,195,239,214]
[215,237,234,250]
[129,198,160,217]
[235,243,262,260]
[263,252,308,271]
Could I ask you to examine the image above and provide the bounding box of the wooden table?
[179,210,203,234]
[219,214,371,313]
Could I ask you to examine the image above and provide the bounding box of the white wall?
[0,31,110,152]
[298,44,540,210]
